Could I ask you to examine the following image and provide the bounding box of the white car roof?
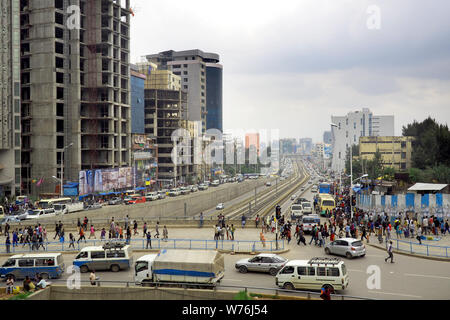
[136,254,158,262]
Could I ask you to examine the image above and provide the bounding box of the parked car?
[190,185,199,192]
[0,216,21,225]
[198,184,208,191]
[266,182,272,186]
[126,196,146,205]
[168,189,180,197]
[144,192,159,201]
[211,180,220,187]
[180,187,190,195]
[291,194,296,200]
[108,197,123,205]
[235,254,288,276]
[157,191,166,199]
[216,203,224,210]
[324,238,366,259]
[85,203,103,211]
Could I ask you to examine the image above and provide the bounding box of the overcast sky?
[130,0,450,143]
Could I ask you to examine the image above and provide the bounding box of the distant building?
[280,139,297,154]
[146,49,222,133]
[359,136,414,171]
[323,131,332,144]
[331,108,394,172]
[299,138,313,155]
[130,65,146,134]
[245,133,260,156]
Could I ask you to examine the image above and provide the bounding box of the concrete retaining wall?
[11,179,272,229]
[28,285,238,300]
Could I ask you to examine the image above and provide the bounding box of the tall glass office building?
[206,64,223,132]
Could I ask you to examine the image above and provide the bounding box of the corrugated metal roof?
[408,183,448,191]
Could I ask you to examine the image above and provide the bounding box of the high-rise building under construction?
[19,0,132,195]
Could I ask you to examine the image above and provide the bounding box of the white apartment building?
[331,108,394,172]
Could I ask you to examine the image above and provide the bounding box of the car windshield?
[291,206,302,211]
[323,200,335,206]
[341,264,347,275]
[302,203,311,208]
[28,210,39,216]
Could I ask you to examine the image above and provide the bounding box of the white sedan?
[216,203,224,210]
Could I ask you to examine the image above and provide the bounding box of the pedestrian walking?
[163,225,168,241]
[6,275,14,295]
[89,225,96,239]
[255,215,260,228]
[146,230,152,249]
[143,222,147,236]
[416,226,423,244]
[100,228,106,240]
[199,212,204,228]
[77,227,86,243]
[69,233,75,248]
[126,226,131,244]
[124,215,129,230]
[260,232,266,247]
[133,220,138,235]
[241,214,246,228]
[5,235,11,253]
[155,222,160,238]
[231,224,235,240]
[385,241,394,263]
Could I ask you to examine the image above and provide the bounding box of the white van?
[275,257,349,292]
[73,242,133,273]
[290,204,303,220]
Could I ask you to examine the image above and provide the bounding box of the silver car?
[235,254,288,276]
[324,238,366,259]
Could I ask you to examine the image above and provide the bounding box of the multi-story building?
[323,131,332,144]
[137,62,193,186]
[245,133,260,156]
[146,49,222,133]
[299,138,313,155]
[205,62,222,132]
[130,64,146,134]
[20,0,132,196]
[313,143,324,158]
[359,136,414,171]
[331,108,394,172]
[0,0,21,197]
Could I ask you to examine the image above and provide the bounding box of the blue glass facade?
[206,66,223,132]
[131,74,145,134]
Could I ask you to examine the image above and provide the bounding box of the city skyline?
[130,0,450,142]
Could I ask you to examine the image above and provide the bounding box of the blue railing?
[1,238,285,254]
[385,238,449,258]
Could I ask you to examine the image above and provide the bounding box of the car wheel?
[269,268,278,276]
[361,254,365,257]
[239,266,248,274]
[346,252,353,259]
[323,284,334,292]
[325,248,331,255]
[283,282,294,291]
[111,264,120,272]
[80,265,89,273]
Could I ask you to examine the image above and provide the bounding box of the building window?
[354,122,356,129]
[339,152,341,159]
[354,135,356,142]
[346,118,348,126]
[183,64,187,67]
[401,152,406,159]
[401,141,406,148]
[346,131,348,138]
[183,71,187,75]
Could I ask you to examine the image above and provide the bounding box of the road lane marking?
[368,291,422,298]
[404,273,450,280]
[348,269,364,273]
[223,279,243,282]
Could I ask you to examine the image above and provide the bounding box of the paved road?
[1,183,449,300]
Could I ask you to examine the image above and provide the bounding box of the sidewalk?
[362,232,450,260]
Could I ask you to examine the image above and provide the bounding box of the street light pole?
[350,145,353,219]
[61,142,73,197]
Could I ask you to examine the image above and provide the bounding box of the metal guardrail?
[383,238,450,258]
[28,279,375,300]
[1,238,285,254]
